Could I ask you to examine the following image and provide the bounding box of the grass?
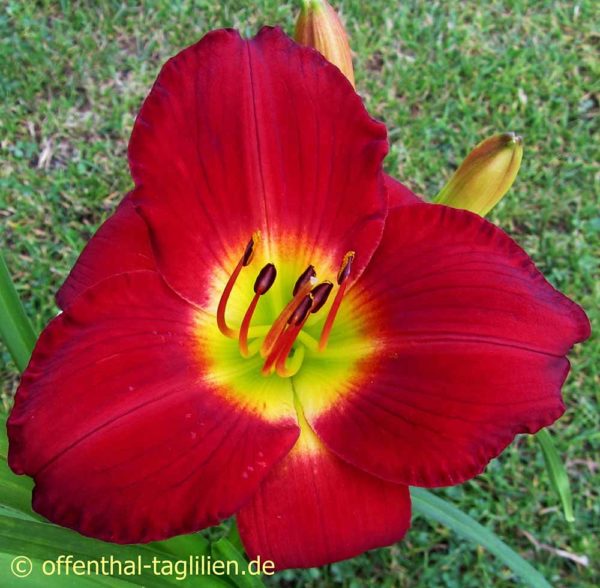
[1,0,598,586]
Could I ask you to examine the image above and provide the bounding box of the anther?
[243,231,261,266]
[293,265,316,296]
[318,252,354,351]
[336,251,355,285]
[260,265,317,357]
[310,281,333,314]
[217,233,260,339]
[254,263,277,295]
[288,294,313,326]
[239,263,277,358]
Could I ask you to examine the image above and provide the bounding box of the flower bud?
[294,0,355,87]
[435,133,523,216]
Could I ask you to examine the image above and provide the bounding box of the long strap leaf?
[410,488,551,588]
[536,428,575,522]
[0,252,36,372]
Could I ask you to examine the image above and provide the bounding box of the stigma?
[216,235,353,378]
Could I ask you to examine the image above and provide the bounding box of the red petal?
[56,194,155,309]
[9,271,298,543]
[297,204,590,487]
[236,413,410,569]
[128,27,388,307]
[384,174,421,206]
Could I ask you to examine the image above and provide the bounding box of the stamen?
[216,232,260,338]
[310,281,333,314]
[239,264,277,357]
[254,263,278,296]
[261,294,313,375]
[259,265,316,357]
[272,282,332,376]
[337,250,354,285]
[242,233,260,266]
[261,326,292,375]
[274,295,314,377]
[318,252,354,352]
[293,265,317,295]
[289,294,314,326]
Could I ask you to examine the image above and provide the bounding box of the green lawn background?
[0,1,598,586]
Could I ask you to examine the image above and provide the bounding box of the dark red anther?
[310,281,333,313]
[293,265,316,295]
[254,263,277,295]
[242,232,261,266]
[288,295,313,326]
[337,251,355,285]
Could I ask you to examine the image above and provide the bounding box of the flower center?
[215,233,354,379]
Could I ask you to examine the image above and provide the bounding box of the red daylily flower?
[8,28,589,570]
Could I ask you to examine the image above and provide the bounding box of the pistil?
[216,233,259,338]
[239,263,277,358]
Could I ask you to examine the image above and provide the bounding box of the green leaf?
[211,538,267,588]
[0,512,198,587]
[0,251,37,372]
[536,428,575,523]
[0,414,42,520]
[0,508,236,587]
[410,488,552,588]
[226,522,244,553]
[0,504,39,523]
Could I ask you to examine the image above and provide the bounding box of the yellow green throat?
[192,234,377,422]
